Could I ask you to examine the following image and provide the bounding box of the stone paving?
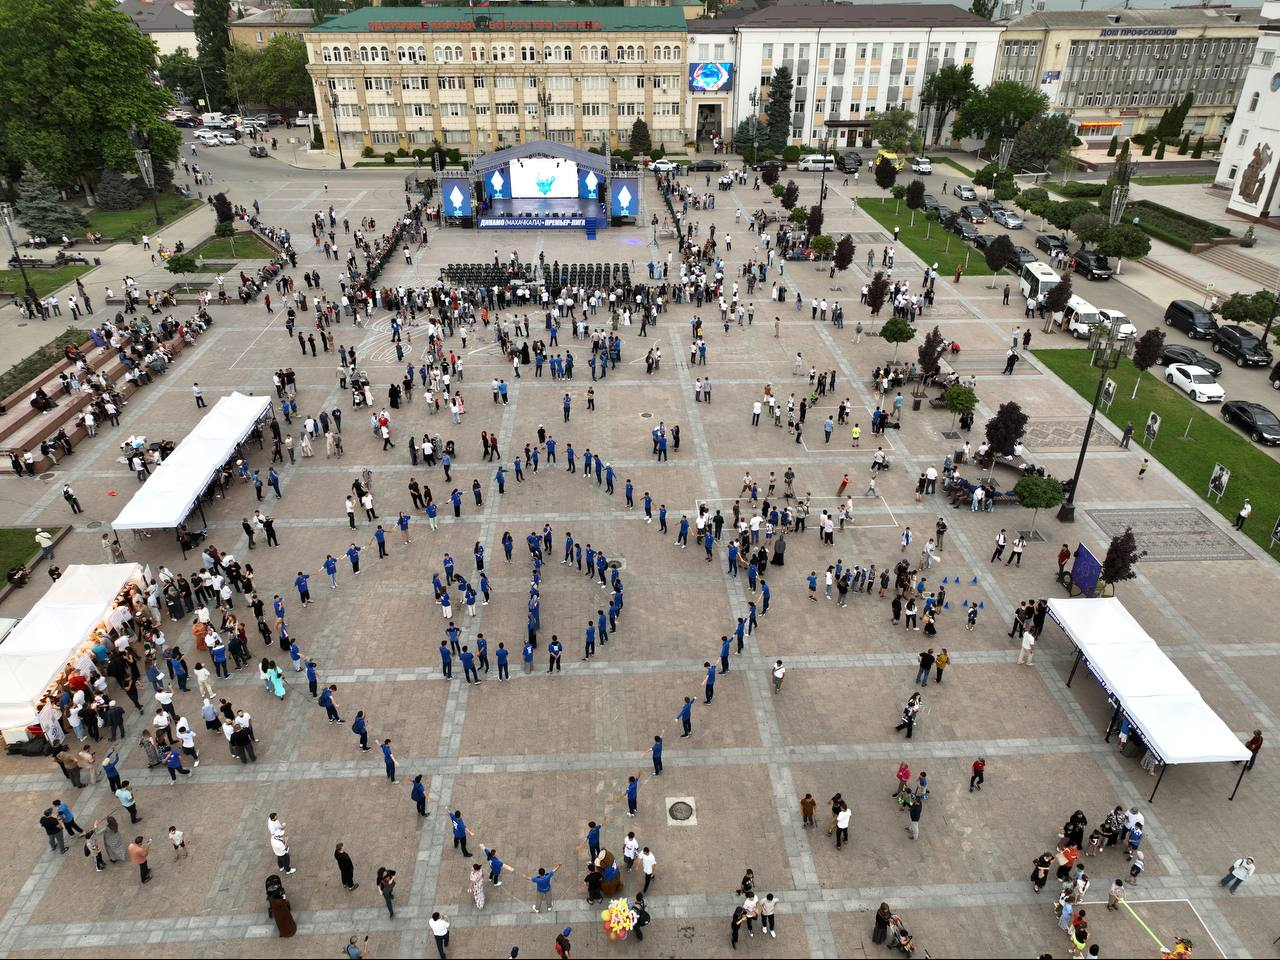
[0,153,1276,959]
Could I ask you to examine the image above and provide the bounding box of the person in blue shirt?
[426,499,438,530]
[547,636,562,673]
[499,531,513,563]
[651,735,664,775]
[702,662,717,704]
[531,447,540,473]
[449,488,463,518]
[586,820,604,862]
[594,453,603,484]
[657,503,667,532]
[102,750,122,791]
[381,739,396,782]
[441,452,452,482]
[595,551,608,587]
[735,617,747,653]
[305,660,318,697]
[605,463,615,494]
[459,645,479,684]
[677,697,694,736]
[495,465,506,494]
[273,594,286,620]
[475,634,490,674]
[522,640,534,674]
[656,433,668,460]
[485,847,512,885]
[397,512,411,545]
[807,571,818,601]
[352,710,369,751]
[288,640,302,672]
[583,621,595,660]
[268,467,282,498]
[566,443,576,473]
[524,864,561,912]
[346,543,361,574]
[495,641,509,681]
[760,579,771,616]
[703,530,715,562]
[625,480,634,508]
[720,635,733,674]
[450,811,472,857]
[318,685,342,723]
[584,544,595,578]
[726,541,739,577]
[323,554,338,589]
[512,457,523,483]
[625,775,639,816]
[411,774,429,817]
[374,525,387,558]
[546,437,557,463]
[677,515,689,547]
[562,532,574,564]
[642,492,652,522]
[598,609,609,643]
[563,393,572,422]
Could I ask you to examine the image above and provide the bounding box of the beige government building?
[304,5,691,155]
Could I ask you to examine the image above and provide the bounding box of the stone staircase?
[1198,245,1278,290]
[1138,257,1212,298]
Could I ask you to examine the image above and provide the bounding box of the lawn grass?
[85,193,200,240]
[1036,348,1280,555]
[857,198,994,277]
[0,264,94,299]
[1132,174,1214,186]
[0,527,49,574]
[0,327,87,398]
[937,156,976,177]
[188,232,276,261]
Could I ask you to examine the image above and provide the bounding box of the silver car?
[993,209,1023,229]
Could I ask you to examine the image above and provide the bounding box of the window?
[928,43,939,61]
[403,76,428,90]
[442,130,470,145]
[762,43,773,60]
[364,76,392,91]
[526,76,539,88]
[944,43,955,60]
[892,44,903,60]
[525,103,540,118]
[819,44,830,60]
[849,101,860,114]
[799,44,810,59]
[436,76,462,91]
[713,44,724,60]
[1261,50,1275,67]
[521,44,537,62]
[445,103,463,118]
[783,44,794,59]
[818,74,828,88]
[371,131,398,145]
[1238,128,1250,146]
[814,99,825,113]
[1227,164,1238,180]
[471,45,486,62]
[495,75,516,89]
[871,44,882,61]
[791,126,802,139]
[408,103,430,117]
[964,43,975,61]
[1249,91,1260,111]
[474,75,486,89]
[496,102,518,116]
[834,44,846,61]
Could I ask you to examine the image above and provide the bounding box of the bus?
[874,149,905,171]
[1019,262,1060,301]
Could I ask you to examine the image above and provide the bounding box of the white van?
[1063,295,1102,338]
[200,112,228,129]
[1019,261,1060,300]
[797,155,836,172]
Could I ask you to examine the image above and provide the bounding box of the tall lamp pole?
[537,87,552,141]
[749,87,759,162]
[1057,324,1132,523]
[816,128,831,220]
[0,202,40,316]
[328,92,347,170]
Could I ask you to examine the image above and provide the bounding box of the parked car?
[248,144,269,158]
[950,219,980,241]
[797,155,836,171]
[974,233,995,252]
[1158,343,1222,377]
[836,152,862,172]
[910,156,933,173]
[687,159,724,171]
[992,209,1023,229]
[1164,299,1218,339]
[922,194,939,212]
[934,205,955,225]
[1272,360,1280,389]
[214,133,238,145]
[953,183,977,201]
[268,113,289,126]
[1221,400,1280,444]
[1165,363,1225,403]
[753,159,788,172]
[1211,323,1274,367]
[172,117,200,128]
[193,129,222,143]
[1072,249,1113,281]
[1096,308,1137,340]
[611,160,640,172]
[1035,233,1069,255]
[979,198,1006,217]
[960,205,987,224]
[1011,246,1038,266]
[648,158,676,172]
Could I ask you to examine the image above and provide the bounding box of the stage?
[476,197,607,230]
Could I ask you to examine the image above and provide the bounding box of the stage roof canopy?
[470,140,610,176]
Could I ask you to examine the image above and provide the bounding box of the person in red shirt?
[1244,729,1263,770]
[1057,544,1071,583]
[969,757,986,792]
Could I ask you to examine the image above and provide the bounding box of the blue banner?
[477,216,593,229]
[483,165,511,200]
[1068,543,1102,598]
[578,167,604,200]
[442,177,473,217]
[610,178,638,218]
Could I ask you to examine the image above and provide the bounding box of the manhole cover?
[668,801,694,821]
[941,431,960,441]
[608,558,625,570]
[39,472,56,480]
[86,521,102,529]
[640,412,653,419]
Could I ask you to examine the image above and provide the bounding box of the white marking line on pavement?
[229,311,283,370]
[877,494,900,530]
[1078,898,1227,959]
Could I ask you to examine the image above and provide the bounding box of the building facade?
[229,7,318,49]
[1215,0,1280,218]
[995,8,1263,141]
[687,18,739,148]
[304,6,689,156]
[731,4,1003,150]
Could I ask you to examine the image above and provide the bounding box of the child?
[168,824,188,860]
[1138,458,1148,480]
[1128,849,1144,884]
[1086,829,1103,857]
[1125,821,1144,860]
[967,605,978,631]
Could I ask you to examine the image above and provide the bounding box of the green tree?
[194,0,232,108]
[1009,113,1076,173]
[866,270,891,317]
[1191,136,1204,159]
[166,252,200,293]
[764,66,794,153]
[1178,132,1191,155]
[1071,212,1108,248]
[1013,475,1063,534]
[943,383,978,428]
[1155,141,1166,160]
[1014,186,1050,217]
[1100,527,1141,592]
[733,116,767,160]
[914,325,946,395]
[952,80,1048,145]
[157,46,202,100]
[874,157,898,197]
[983,400,1029,472]
[806,203,824,238]
[0,0,180,194]
[1129,328,1165,399]
[789,206,809,225]
[1156,92,1194,140]
[212,191,234,224]
[880,314,916,361]
[1047,199,1094,234]
[906,178,925,226]
[226,35,314,111]
[781,180,799,211]
[762,165,780,188]
[1219,289,1279,328]
[869,106,919,155]
[1106,134,1119,157]
[834,234,855,273]
[969,0,998,18]
[1097,223,1150,274]
[1141,138,1154,157]
[629,118,652,154]
[984,233,1017,284]
[921,64,976,145]
[1043,273,1073,331]
[811,234,835,259]
[14,163,87,236]
[94,167,141,211]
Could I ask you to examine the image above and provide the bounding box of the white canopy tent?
[111,392,272,532]
[0,563,143,734]
[1047,597,1251,800]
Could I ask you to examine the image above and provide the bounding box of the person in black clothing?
[334,842,359,890]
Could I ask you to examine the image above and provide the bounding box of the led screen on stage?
[441,177,473,217]
[510,158,579,199]
[610,178,638,218]
[689,62,733,93]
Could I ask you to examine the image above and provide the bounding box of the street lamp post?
[748,87,759,162]
[1057,324,1133,523]
[537,87,552,141]
[0,202,40,316]
[133,148,162,227]
[328,92,347,170]
[816,128,832,222]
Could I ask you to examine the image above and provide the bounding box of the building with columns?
[1214,0,1280,218]
[304,6,689,157]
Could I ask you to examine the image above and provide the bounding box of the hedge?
[0,327,88,400]
[1127,198,1229,249]
[1055,181,1106,199]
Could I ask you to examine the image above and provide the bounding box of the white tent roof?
[111,392,271,530]
[1048,598,1250,765]
[0,564,143,729]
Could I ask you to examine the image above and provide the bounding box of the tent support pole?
[199,503,208,526]
[176,526,186,560]
[1229,763,1247,802]
[1066,650,1083,688]
[1104,701,1122,743]
[1148,764,1167,803]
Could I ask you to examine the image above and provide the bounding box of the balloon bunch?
[601,897,638,941]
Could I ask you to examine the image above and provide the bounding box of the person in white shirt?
[759,893,778,938]
[429,913,450,958]
[270,832,294,873]
[1220,856,1255,893]
[772,660,786,694]
[639,847,657,892]
[622,832,640,870]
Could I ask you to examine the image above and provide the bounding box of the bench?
[0,339,112,440]
[975,452,1031,475]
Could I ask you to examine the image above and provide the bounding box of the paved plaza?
[0,153,1277,959]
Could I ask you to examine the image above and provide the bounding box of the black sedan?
[950,220,980,241]
[753,159,788,172]
[688,159,725,172]
[1035,233,1069,254]
[1012,246,1038,266]
[1221,400,1280,445]
[1158,343,1223,378]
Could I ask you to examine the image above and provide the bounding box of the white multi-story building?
[731,3,1004,150]
[1215,0,1280,219]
